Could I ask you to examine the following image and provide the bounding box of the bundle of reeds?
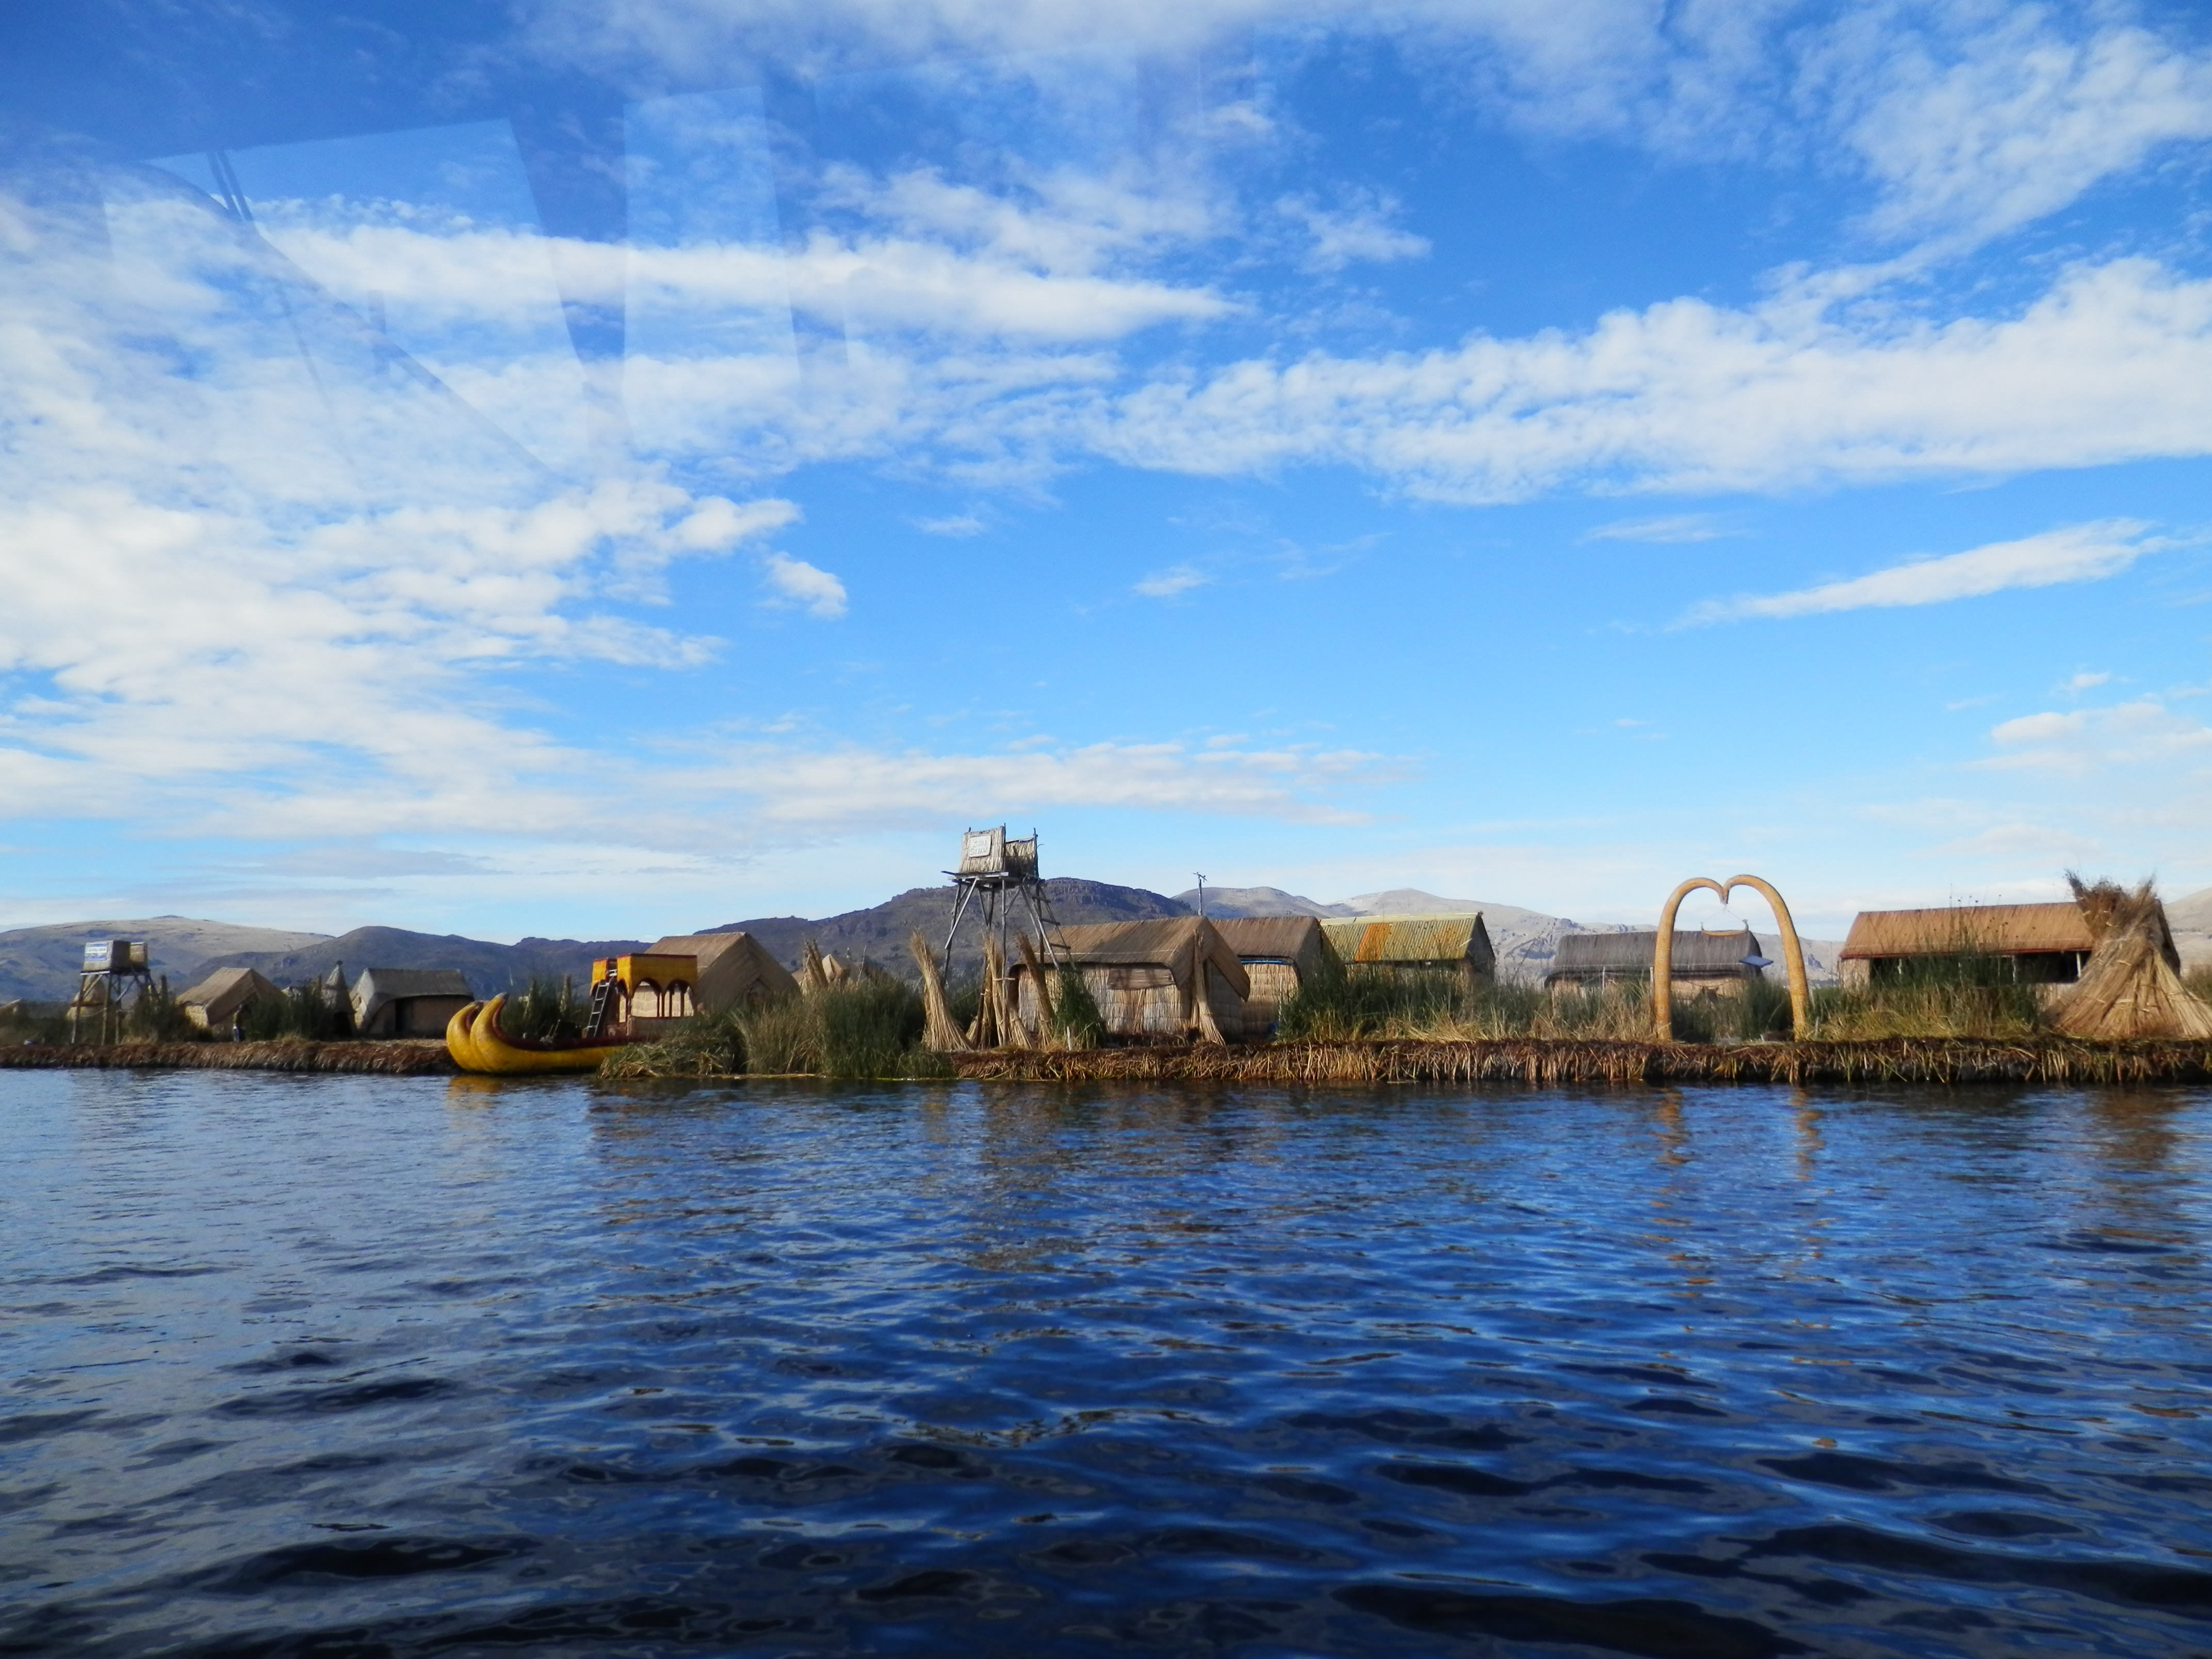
[2051,877,2212,1039]
[794,940,854,998]
[909,930,970,1052]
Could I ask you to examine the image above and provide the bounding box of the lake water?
[3,1074,2209,1658]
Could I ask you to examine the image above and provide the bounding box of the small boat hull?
[446,996,625,1075]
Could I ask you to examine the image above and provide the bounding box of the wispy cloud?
[1276,191,1429,273]
[1983,699,2212,774]
[1840,15,2212,253]
[914,513,985,537]
[1092,262,2212,501]
[684,736,1391,828]
[1135,565,1210,598]
[1583,514,1737,544]
[760,552,849,618]
[1683,521,2155,624]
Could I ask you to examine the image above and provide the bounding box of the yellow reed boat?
[445,995,627,1076]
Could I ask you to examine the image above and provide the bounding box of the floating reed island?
[13,839,2211,1087]
[947,1037,2212,1088]
[0,1038,455,1075]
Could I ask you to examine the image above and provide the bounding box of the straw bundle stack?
[2051,878,2212,1040]
[908,930,969,1052]
[795,940,852,997]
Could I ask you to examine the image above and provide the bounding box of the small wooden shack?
[1546,929,1765,992]
[1018,918,1251,1042]
[178,966,283,1033]
[1839,903,2099,986]
[1318,915,1495,987]
[1212,916,1335,1033]
[649,932,798,1011]
[351,967,474,1037]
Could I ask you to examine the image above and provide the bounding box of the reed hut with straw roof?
[1839,903,2096,987]
[2051,877,2212,1038]
[1014,918,1251,1043]
[178,966,283,1034]
[650,932,797,1011]
[1213,916,1336,1035]
[1546,929,1766,993]
[351,967,473,1037]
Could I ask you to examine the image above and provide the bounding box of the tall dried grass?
[507,975,585,1042]
[1808,972,2046,1042]
[606,975,949,1080]
[600,1010,748,1079]
[1278,964,1786,1044]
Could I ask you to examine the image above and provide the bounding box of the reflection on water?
[3,1072,2210,1656]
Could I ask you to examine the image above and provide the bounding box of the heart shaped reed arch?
[1654,875,1811,1043]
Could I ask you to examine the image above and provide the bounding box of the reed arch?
[1653,873,1812,1042]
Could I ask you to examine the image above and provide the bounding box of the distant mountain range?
[9,880,2200,1004]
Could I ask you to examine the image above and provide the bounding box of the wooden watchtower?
[940,826,1063,977]
[69,939,154,1045]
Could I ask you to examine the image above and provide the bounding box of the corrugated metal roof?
[1318,915,1493,966]
[1840,903,2093,961]
[1549,929,1764,978]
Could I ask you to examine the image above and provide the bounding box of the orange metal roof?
[1318,915,1494,967]
[1840,902,2093,960]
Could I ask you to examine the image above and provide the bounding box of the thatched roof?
[1548,929,1763,983]
[177,965,281,1024]
[1841,903,2094,962]
[1051,918,1251,999]
[2051,881,2212,1038]
[1212,916,1331,978]
[1319,915,1494,970]
[352,967,472,1028]
[650,932,799,1010]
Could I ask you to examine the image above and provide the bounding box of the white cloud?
[1985,698,2212,774]
[1277,192,1430,272]
[0,180,798,841]
[1091,260,2212,501]
[682,736,1387,827]
[1837,15,2212,252]
[2060,670,2113,693]
[526,0,2212,264]
[915,513,986,536]
[1687,519,2154,623]
[1583,513,1735,543]
[1134,565,1211,597]
[760,552,849,618]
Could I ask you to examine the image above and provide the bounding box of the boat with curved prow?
[446,995,627,1076]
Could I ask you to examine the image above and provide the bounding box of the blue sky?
[3,0,2211,941]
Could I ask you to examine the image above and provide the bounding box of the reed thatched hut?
[178,966,283,1033]
[1318,915,1494,987]
[1546,929,1765,992]
[351,967,474,1037]
[1838,903,2096,987]
[1212,917,1336,1035]
[1018,918,1251,1042]
[650,932,798,1011]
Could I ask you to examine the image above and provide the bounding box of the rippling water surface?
[4,1074,2210,1657]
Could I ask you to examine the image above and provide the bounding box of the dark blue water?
[3,1075,2210,1658]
